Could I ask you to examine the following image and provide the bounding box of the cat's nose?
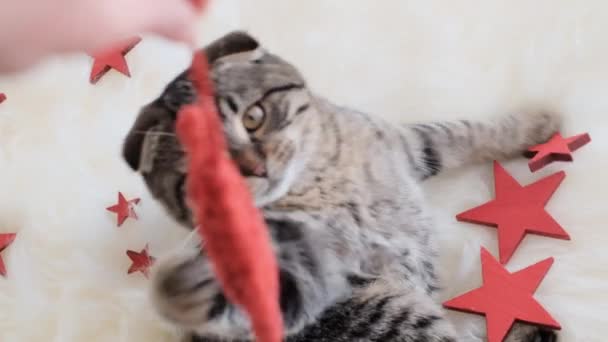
[244,163,267,178]
[233,146,267,177]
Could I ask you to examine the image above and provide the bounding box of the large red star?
[89,37,142,84]
[456,161,570,264]
[525,132,591,172]
[0,93,6,104]
[106,192,140,227]
[444,248,561,342]
[0,233,16,277]
[126,244,155,278]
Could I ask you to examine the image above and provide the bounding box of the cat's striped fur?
[122,31,560,342]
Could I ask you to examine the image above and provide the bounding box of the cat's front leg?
[151,216,350,340]
[151,246,252,339]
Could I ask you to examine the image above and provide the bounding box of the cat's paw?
[519,110,563,146]
[151,248,226,328]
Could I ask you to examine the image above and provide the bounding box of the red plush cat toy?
[175,51,283,342]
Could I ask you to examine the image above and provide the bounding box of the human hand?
[0,0,201,73]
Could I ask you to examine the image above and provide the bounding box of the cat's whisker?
[133,130,178,138]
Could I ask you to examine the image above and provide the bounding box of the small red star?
[0,233,16,277]
[126,244,156,278]
[456,161,570,264]
[106,192,140,227]
[89,37,142,84]
[525,132,591,172]
[444,248,561,342]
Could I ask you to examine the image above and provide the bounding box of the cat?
[122,31,559,342]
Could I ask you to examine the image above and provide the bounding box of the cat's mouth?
[231,146,267,178]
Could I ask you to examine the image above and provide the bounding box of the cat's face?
[122,31,317,227]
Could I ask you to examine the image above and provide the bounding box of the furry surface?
[0,0,606,341]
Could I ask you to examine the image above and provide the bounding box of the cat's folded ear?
[203,30,260,64]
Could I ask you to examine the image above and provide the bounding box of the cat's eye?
[242,105,266,131]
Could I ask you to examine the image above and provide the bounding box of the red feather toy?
[175,52,283,342]
[190,0,207,11]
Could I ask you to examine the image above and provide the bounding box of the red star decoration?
[456,161,570,264]
[444,248,561,342]
[89,37,142,84]
[0,93,6,104]
[0,233,16,277]
[106,192,141,227]
[126,244,155,278]
[525,132,591,172]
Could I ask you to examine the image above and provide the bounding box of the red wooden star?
[0,233,16,277]
[106,192,140,227]
[0,93,6,104]
[456,161,570,264]
[89,37,142,84]
[126,244,155,278]
[525,132,591,172]
[444,248,560,342]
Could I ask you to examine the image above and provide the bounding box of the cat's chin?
[244,176,272,206]
[245,175,292,208]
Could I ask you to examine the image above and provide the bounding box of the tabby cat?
[122,31,559,342]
